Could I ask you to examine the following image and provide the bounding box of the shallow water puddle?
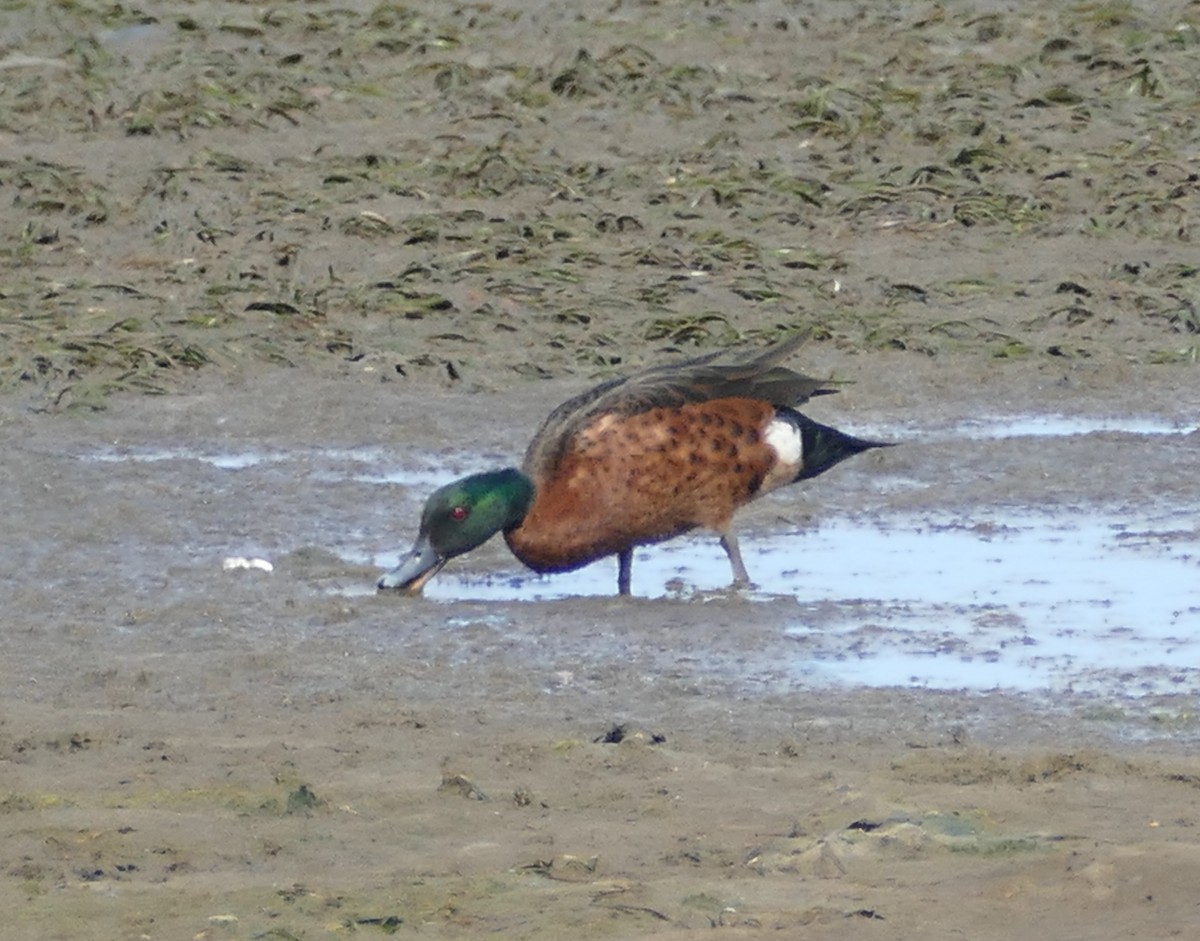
[779,515,1200,696]
[944,414,1199,439]
[78,410,1197,472]
[84,443,391,471]
[78,418,1200,697]
[417,512,1200,696]
[82,444,496,484]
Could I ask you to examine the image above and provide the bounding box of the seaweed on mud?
[2,0,1198,409]
[644,313,740,346]
[1,157,109,225]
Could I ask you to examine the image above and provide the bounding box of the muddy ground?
[3,1,1200,939]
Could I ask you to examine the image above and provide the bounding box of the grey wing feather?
[523,330,833,477]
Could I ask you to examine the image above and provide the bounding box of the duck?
[378,331,888,596]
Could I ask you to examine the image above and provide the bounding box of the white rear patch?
[762,418,803,491]
[764,417,802,463]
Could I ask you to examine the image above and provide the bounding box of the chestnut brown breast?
[505,398,783,573]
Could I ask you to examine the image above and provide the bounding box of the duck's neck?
[482,467,536,531]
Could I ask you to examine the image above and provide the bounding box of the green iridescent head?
[377,468,535,594]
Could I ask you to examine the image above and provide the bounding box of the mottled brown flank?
[506,398,777,572]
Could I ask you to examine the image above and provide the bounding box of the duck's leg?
[617,549,633,596]
[719,533,751,588]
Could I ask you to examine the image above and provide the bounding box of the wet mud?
[3,2,1200,939]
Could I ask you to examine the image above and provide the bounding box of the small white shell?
[222,556,274,573]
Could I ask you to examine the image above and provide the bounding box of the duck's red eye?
[450,505,469,522]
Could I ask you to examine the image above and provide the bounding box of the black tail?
[784,408,891,481]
